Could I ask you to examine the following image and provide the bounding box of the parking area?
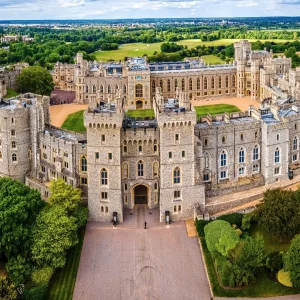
[73,205,211,300]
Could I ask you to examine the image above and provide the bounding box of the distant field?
[126,109,155,118]
[201,55,226,65]
[194,104,240,118]
[61,110,86,132]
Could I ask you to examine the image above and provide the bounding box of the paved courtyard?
[73,205,211,300]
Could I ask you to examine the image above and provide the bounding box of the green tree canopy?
[0,177,44,258]
[16,66,54,96]
[0,277,17,300]
[284,234,300,287]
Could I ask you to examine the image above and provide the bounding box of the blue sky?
[1,0,300,20]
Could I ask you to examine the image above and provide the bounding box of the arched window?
[100,85,104,93]
[153,140,158,152]
[253,145,259,161]
[85,85,89,93]
[11,130,15,136]
[222,136,226,144]
[239,148,245,164]
[92,85,96,93]
[137,160,144,177]
[135,84,143,97]
[204,152,210,169]
[123,85,127,94]
[11,141,16,149]
[204,77,207,89]
[167,79,171,92]
[225,76,229,88]
[115,85,119,92]
[293,136,298,151]
[81,156,87,172]
[173,167,181,184]
[275,147,280,163]
[182,79,185,91]
[220,150,227,167]
[12,153,17,162]
[108,85,112,94]
[152,81,156,93]
[123,163,128,178]
[101,168,108,185]
[219,76,222,88]
[211,77,215,89]
[189,78,193,91]
[153,162,159,177]
[197,78,200,90]
[123,146,127,153]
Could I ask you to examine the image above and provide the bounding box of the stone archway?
[133,184,148,205]
[136,100,143,109]
[246,90,251,96]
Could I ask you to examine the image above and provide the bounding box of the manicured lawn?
[47,227,86,300]
[194,104,241,118]
[201,55,226,65]
[126,109,155,118]
[94,39,292,61]
[4,88,19,99]
[61,110,86,132]
[200,238,300,297]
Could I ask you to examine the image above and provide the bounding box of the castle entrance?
[134,185,148,204]
[136,100,143,109]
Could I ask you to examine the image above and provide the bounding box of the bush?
[32,266,54,286]
[215,255,235,287]
[266,251,283,275]
[277,269,293,287]
[241,212,254,231]
[195,219,209,237]
[216,213,243,227]
[6,255,32,285]
[23,284,48,300]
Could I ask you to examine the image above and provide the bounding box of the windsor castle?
[1,40,300,222]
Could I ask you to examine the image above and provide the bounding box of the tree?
[6,255,32,285]
[0,177,44,258]
[255,189,300,239]
[31,205,78,269]
[16,66,54,96]
[0,277,17,300]
[284,234,300,287]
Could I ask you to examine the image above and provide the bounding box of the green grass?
[47,227,86,300]
[4,88,19,99]
[249,223,291,253]
[94,39,292,61]
[201,55,226,65]
[200,237,300,297]
[194,104,241,118]
[126,109,155,119]
[61,110,86,132]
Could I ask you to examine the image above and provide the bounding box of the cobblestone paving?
[73,205,211,300]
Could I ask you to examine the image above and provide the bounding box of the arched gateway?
[133,184,149,205]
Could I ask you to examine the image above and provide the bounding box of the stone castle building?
[2,40,300,222]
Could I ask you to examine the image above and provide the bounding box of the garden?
[196,188,300,297]
[0,177,88,299]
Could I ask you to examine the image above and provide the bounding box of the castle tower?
[250,56,260,101]
[84,105,124,222]
[75,53,87,104]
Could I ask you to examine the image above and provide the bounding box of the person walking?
[144,221,147,229]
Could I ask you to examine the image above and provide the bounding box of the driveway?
[73,205,212,300]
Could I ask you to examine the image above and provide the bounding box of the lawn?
[94,39,292,61]
[61,110,86,132]
[47,227,86,300]
[126,109,155,118]
[4,88,19,99]
[201,55,227,65]
[194,104,241,118]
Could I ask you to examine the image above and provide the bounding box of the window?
[11,141,16,149]
[138,160,144,177]
[41,166,46,173]
[108,85,112,93]
[174,79,178,91]
[182,79,185,91]
[274,167,280,175]
[123,146,127,153]
[138,144,142,153]
[219,76,222,88]
[101,135,106,143]
[80,177,87,185]
[275,147,280,163]
[255,131,258,138]
[152,81,156,93]
[277,134,280,141]
[101,192,108,200]
[167,80,171,92]
[253,145,259,161]
[239,167,245,176]
[108,153,112,160]
[81,156,87,172]
[182,151,186,158]
[100,85,104,93]
[204,138,208,146]
[203,173,210,181]
[174,190,181,199]
[220,170,227,179]
[11,130,15,136]
[204,77,207,89]
[123,163,129,178]
[232,75,236,87]
[101,168,108,185]
[197,78,200,90]
[124,183,128,191]
[220,150,227,167]
[293,136,298,151]
[178,205,182,213]
[154,183,158,190]
[175,134,179,142]
[239,148,245,164]
[106,206,109,214]
[189,78,193,91]
[159,80,163,92]
[253,164,259,173]
[225,76,229,88]
[204,152,210,169]
[211,77,215,89]
[64,161,69,168]
[169,152,173,159]
[93,85,96,93]
[295,123,298,130]
[154,140,158,153]
[241,134,244,141]
[123,85,127,94]
[11,118,14,124]
[173,167,181,184]
[135,84,143,97]
[85,85,89,93]
[222,136,226,144]
[153,162,159,177]
[95,152,99,160]
[293,153,298,162]
[12,153,17,162]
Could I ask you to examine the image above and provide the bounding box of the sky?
[1,0,300,20]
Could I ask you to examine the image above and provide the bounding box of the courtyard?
[73,205,211,300]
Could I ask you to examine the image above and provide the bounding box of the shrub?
[24,284,48,300]
[266,251,283,275]
[241,212,254,231]
[5,255,32,285]
[277,269,293,287]
[216,213,243,227]
[195,219,209,237]
[215,255,235,287]
[32,266,54,286]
